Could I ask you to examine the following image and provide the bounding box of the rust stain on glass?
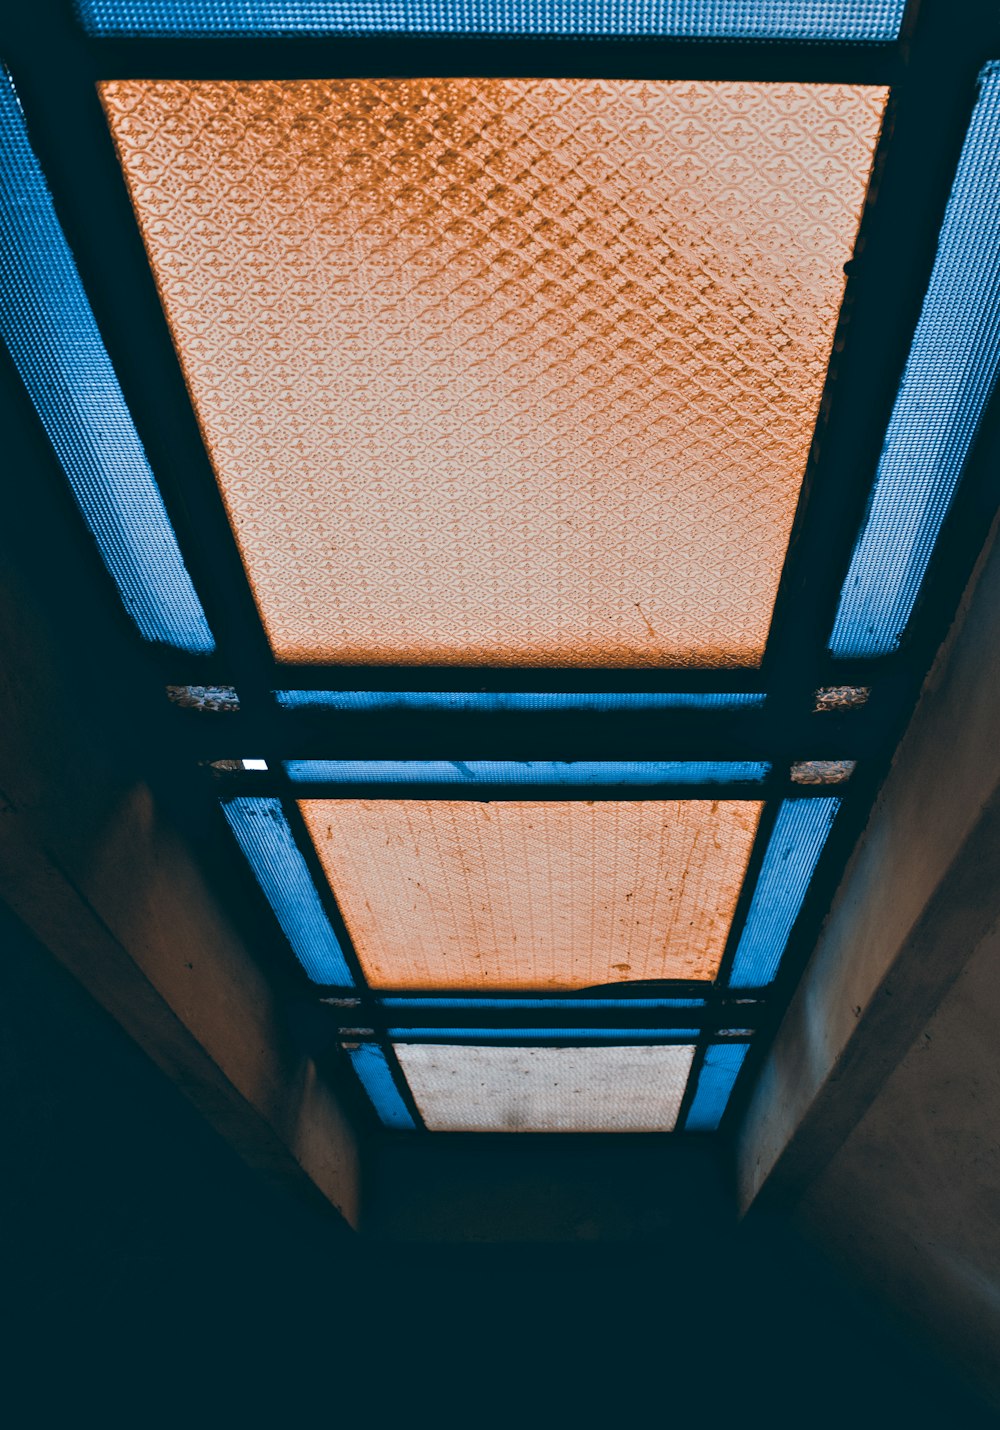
[101,79,886,667]
[298,798,763,988]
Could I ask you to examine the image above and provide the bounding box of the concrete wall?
[738,496,1000,1402]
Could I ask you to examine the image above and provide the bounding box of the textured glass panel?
[220,797,353,986]
[0,70,213,655]
[166,684,240,712]
[383,997,705,1010]
[728,797,840,988]
[394,1043,696,1132]
[103,80,884,668]
[345,1042,415,1129]
[300,799,762,988]
[684,1042,749,1130]
[276,690,764,712]
[790,759,855,784]
[285,760,768,786]
[78,0,907,40]
[390,1028,699,1040]
[830,64,1000,658]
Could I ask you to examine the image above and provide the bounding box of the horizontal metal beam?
[83,35,899,84]
[168,707,873,761]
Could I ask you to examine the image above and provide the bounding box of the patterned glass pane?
[102,79,885,667]
[299,799,762,988]
[77,0,908,41]
[394,1042,696,1131]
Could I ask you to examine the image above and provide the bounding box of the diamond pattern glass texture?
[299,799,762,989]
[102,79,885,668]
[394,1043,696,1132]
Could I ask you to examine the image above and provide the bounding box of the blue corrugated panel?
[345,1043,416,1130]
[389,1028,700,1041]
[830,64,1000,657]
[383,996,706,1010]
[284,760,769,785]
[275,691,764,712]
[220,797,353,986]
[727,798,840,988]
[76,0,907,40]
[0,69,213,654]
[684,1043,750,1130]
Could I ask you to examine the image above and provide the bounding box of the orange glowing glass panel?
[298,799,762,989]
[102,80,885,667]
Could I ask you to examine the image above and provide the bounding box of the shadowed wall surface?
[1,898,992,1425]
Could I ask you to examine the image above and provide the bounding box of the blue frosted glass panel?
[76,0,907,40]
[221,797,353,986]
[276,691,764,713]
[383,997,706,1010]
[830,64,1000,658]
[684,1043,750,1130]
[0,69,213,654]
[727,797,840,989]
[345,1043,415,1130]
[284,760,769,785]
[389,1028,700,1041]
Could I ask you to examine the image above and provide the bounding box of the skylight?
[4,10,993,1139]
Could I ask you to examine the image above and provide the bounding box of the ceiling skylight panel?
[344,1043,416,1128]
[102,78,885,668]
[393,1043,696,1132]
[284,760,769,785]
[684,1042,749,1129]
[830,63,1000,658]
[299,799,762,988]
[221,797,354,985]
[275,691,765,712]
[0,69,212,654]
[77,0,908,40]
[727,797,840,988]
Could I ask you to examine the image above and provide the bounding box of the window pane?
[300,798,762,988]
[78,0,907,41]
[394,1042,696,1132]
[103,78,884,668]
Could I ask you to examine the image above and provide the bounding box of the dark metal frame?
[3,0,1000,1135]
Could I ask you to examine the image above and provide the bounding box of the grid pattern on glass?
[299,799,762,988]
[221,797,353,986]
[284,760,769,785]
[727,797,840,988]
[394,1042,696,1132]
[76,0,908,40]
[684,1042,750,1130]
[345,1043,415,1129]
[276,691,765,713]
[0,69,213,655]
[102,79,885,668]
[830,63,1000,658]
